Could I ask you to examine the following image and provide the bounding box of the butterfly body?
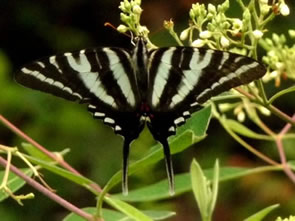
[15,37,266,194]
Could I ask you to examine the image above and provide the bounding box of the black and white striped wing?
[147,47,266,136]
[15,48,143,139]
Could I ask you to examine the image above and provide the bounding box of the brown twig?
[0,156,100,221]
[275,114,295,183]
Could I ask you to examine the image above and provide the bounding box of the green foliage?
[190,159,219,221]
[0,169,33,202]
[244,204,280,221]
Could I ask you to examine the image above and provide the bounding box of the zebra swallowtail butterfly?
[15,36,266,195]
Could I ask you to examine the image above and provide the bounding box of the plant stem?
[220,117,278,166]
[0,114,102,193]
[275,114,295,183]
[0,156,98,221]
[234,88,295,126]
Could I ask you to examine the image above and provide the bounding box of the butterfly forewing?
[15,48,143,135]
[148,47,265,111]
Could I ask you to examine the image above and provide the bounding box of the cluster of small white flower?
[117,0,149,37]
[179,0,290,51]
[262,32,295,86]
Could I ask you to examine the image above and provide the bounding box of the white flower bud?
[192,39,205,47]
[272,33,280,44]
[120,12,130,23]
[138,26,149,35]
[275,62,285,70]
[243,8,251,22]
[233,19,243,30]
[280,3,290,16]
[200,30,212,39]
[258,106,271,116]
[135,0,141,5]
[117,24,128,33]
[289,30,295,38]
[133,5,143,14]
[180,29,189,41]
[261,4,271,15]
[253,30,264,39]
[267,50,276,57]
[270,70,279,78]
[237,111,246,122]
[220,36,230,48]
[208,4,216,14]
[218,103,232,112]
[123,0,131,11]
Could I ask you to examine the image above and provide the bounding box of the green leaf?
[21,143,53,162]
[105,105,212,192]
[224,119,272,140]
[138,210,176,220]
[209,160,219,216]
[113,165,280,202]
[244,204,280,221]
[63,208,125,221]
[190,159,209,220]
[105,197,153,221]
[63,207,175,221]
[24,155,95,187]
[0,169,33,202]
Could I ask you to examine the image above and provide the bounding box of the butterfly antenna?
[122,138,131,195]
[104,22,132,39]
[161,139,175,195]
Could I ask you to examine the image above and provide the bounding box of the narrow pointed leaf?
[63,208,125,221]
[190,159,209,220]
[105,197,153,221]
[209,159,219,215]
[244,204,280,221]
[21,143,54,162]
[225,119,272,140]
[0,169,33,202]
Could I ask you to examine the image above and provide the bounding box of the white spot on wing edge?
[88,104,96,109]
[169,126,176,132]
[183,111,190,117]
[190,101,199,107]
[94,112,105,117]
[115,125,122,131]
[104,117,115,124]
[174,117,185,125]
[21,67,33,74]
